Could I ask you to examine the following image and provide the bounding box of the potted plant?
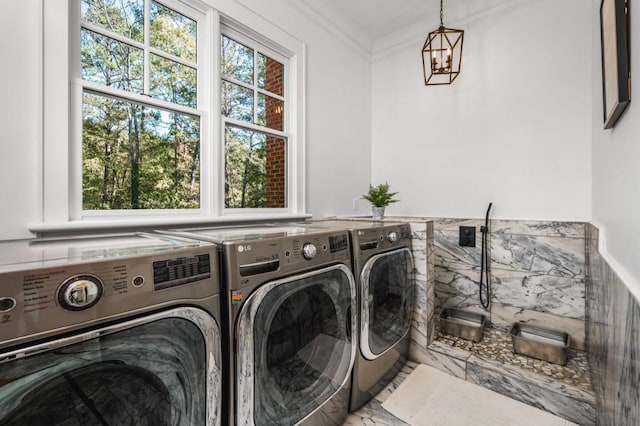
[362,182,399,220]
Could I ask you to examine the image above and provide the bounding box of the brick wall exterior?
[264,57,286,208]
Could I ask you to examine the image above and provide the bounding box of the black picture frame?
[600,0,631,129]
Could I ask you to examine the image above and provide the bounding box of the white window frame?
[35,0,306,233]
[70,0,211,219]
[220,25,291,215]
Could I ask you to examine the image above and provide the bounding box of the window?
[38,0,305,229]
[220,31,288,209]
[79,0,202,211]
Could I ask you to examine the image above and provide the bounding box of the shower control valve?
[302,243,317,260]
[387,231,398,242]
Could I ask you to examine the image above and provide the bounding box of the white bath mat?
[380,364,576,426]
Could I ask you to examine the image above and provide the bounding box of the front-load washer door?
[236,264,356,426]
[360,247,414,360]
[0,308,221,426]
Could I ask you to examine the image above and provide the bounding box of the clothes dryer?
[160,225,357,426]
[303,220,414,411]
[0,232,223,425]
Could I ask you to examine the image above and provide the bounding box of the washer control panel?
[0,245,218,350]
[356,223,411,254]
[225,230,351,288]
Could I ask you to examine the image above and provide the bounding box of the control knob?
[58,274,104,311]
[302,243,317,260]
[388,231,398,242]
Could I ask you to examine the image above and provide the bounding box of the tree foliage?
[81,1,278,211]
[81,0,199,210]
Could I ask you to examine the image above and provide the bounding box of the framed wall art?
[600,0,631,129]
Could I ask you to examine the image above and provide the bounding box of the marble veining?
[491,221,585,238]
[491,270,585,319]
[491,234,584,278]
[466,356,596,425]
[585,223,640,426]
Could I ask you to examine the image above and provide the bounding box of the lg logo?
[237,245,252,253]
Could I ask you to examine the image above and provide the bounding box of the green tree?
[81,0,199,210]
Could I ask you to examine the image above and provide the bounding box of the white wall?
[371,0,592,221]
[234,1,373,219]
[0,0,41,240]
[0,0,372,240]
[591,0,640,298]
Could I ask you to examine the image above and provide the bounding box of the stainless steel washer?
[303,220,415,411]
[160,225,357,426]
[0,233,223,425]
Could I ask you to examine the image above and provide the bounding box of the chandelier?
[421,0,464,85]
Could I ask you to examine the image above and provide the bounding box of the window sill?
[29,213,312,236]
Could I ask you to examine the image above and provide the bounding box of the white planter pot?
[371,206,385,221]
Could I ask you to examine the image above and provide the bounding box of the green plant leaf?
[361,182,399,207]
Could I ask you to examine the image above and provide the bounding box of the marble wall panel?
[433,226,487,315]
[466,355,596,425]
[492,220,585,238]
[491,234,585,278]
[491,270,585,319]
[432,219,586,332]
[585,223,640,426]
[423,341,469,379]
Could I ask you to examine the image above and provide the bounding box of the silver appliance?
[160,225,357,426]
[0,233,223,425]
[304,220,414,411]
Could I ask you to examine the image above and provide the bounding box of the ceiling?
[318,0,518,42]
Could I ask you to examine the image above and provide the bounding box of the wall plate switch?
[352,198,359,211]
[459,226,476,247]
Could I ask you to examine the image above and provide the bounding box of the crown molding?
[372,0,537,63]
[290,0,374,61]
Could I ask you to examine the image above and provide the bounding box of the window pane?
[81,28,143,92]
[150,54,197,108]
[150,1,197,62]
[257,53,284,96]
[81,0,144,43]
[221,81,253,122]
[83,92,200,210]
[225,125,286,208]
[221,36,254,84]
[257,94,284,131]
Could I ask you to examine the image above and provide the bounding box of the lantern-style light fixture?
[421,0,464,85]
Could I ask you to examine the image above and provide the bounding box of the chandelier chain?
[440,0,443,27]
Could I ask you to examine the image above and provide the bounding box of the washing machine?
[303,220,414,411]
[0,232,223,425]
[159,225,357,426]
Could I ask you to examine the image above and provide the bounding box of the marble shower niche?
[425,217,596,424]
[433,218,586,349]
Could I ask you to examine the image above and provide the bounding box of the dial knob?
[302,243,317,260]
[58,275,104,311]
[0,297,16,312]
[388,231,398,242]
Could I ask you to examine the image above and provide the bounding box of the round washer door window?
[360,248,414,359]
[236,264,356,426]
[0,308,221,426]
